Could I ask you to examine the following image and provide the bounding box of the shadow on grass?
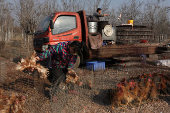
[159,82,170,105]
[92,89,111,106]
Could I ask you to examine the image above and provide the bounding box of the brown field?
[0,37,170,113]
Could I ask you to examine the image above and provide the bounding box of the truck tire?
[73,55,80,70]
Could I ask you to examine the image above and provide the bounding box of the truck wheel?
[73,55,80,70]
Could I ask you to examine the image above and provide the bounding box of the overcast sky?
[111,0,170,9]
[8,0,170,10]
[8,0,170,17]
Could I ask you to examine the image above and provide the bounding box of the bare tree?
[42,0,60,15]
[142,0,170,42]
[143,0,162,30]
[13,0,44,34]
[155,7,169,34]
[85,0,111,15]
[143,0,169,29]
[12,0,47,52]
[117,0,143,24]
[60,0,86,12]
[0,0,14,41]
[108,8,117,26]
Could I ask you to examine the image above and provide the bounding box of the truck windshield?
[36,13,55,32]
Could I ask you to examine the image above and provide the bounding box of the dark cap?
[97,8,102,12]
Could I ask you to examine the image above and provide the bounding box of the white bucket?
[88,22,98,33]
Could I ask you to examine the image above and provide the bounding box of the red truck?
[33,10,166,67]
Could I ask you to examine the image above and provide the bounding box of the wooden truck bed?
[90,43,167,59]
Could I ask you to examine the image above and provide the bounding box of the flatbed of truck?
[90,43,167,59]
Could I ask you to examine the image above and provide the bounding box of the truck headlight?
[42,45,48,51]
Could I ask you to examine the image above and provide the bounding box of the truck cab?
[33,11,88,53]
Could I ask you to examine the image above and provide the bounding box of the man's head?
[97,8,102,14]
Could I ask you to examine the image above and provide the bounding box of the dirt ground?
[0,55,170,113]
[0,38,170,113]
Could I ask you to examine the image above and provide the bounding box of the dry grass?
[0,57,170,113]
[0,36,34,61]
[0,37,169,113]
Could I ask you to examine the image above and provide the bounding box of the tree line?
[0,0,169,42]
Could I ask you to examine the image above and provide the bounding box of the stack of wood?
[16,51,49,79]
[108,73,170,109]
[0,89,26,113]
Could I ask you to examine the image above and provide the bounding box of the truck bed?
[90,43,167,59]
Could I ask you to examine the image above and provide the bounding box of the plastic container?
[103,42,107,45]
[127,20,134,25]
[86,61,105,71]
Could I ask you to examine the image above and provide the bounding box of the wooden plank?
[98,44,160,49]
[118,39,147,41]
[116,25,148,28]
[117,29,153,32]
[118,62,143,66]
[117,34,154,36]
[113,57,143,61]
[90,44,162,59]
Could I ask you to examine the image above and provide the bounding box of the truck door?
[51,14,82,42]
[77,11,88,45]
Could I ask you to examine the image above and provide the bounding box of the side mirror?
[50,20,54,29]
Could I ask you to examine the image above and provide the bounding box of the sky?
[7,0,170,18]
[109,0,170,18]
[6,0,169,27]
[8,0,170,10]
[111,0,170,10]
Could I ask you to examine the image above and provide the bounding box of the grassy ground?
[0,56,170,113]
[0,37,170,113]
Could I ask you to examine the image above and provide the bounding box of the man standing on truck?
[35,41,89,101]
[93,8,109,21]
